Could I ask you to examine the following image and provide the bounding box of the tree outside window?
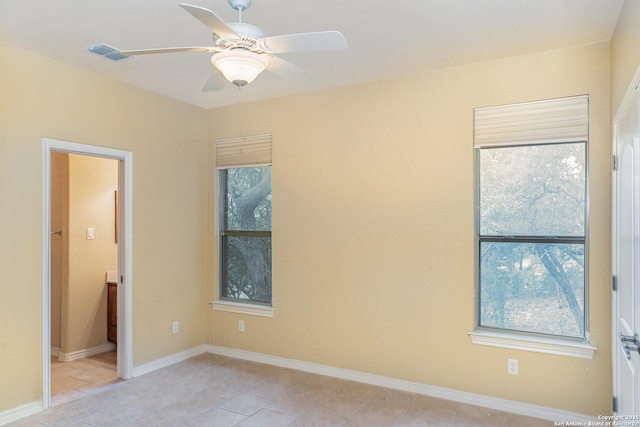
[477,142,586,338]
[220,166,272,304]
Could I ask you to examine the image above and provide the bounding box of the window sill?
[468,331,597,359]
[209,300,274,318]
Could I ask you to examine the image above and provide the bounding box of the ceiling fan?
[118,0,348,91]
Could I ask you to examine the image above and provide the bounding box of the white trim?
[614,64,640,124]
[42,138,134,412]
[57,343,116,362]
[208,345,597,423]
[210,300,275,318]
[132,345,209,377]
[0,401,42,426]
[117,148,134,382]
[468,331,596,359]
[51,347,61,359]
[41,143,52,410]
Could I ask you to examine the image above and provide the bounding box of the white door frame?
[612,66,640,415]
[42,138,133,409]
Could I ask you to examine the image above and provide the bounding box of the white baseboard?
[132,344,208,377]
[0,401,42,426]
[58,342,116,362]
[208,345,597,423]
[51,346,61,359]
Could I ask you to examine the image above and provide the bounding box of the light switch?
[86,228,95,240]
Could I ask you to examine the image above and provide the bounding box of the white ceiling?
[0,0,624,109]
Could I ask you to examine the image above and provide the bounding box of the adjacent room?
[1,0,639,425]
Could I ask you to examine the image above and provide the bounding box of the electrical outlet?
[238,320,245,332]
[172,321,179,334]
[507,358,518,375]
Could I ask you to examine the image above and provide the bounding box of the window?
[216,134,272,307]
[220,167,272,304]
[474,96,588,340]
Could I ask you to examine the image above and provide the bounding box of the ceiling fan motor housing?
[228,23,265,42]
[228,0,251,11]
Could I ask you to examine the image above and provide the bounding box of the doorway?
[613,79,640,415]
[42,139,133,410]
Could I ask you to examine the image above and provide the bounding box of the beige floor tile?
[293,381,341,399]
[503,413,554,426]
[184,407,246,427]
[134,406,193,427]
[32,404,100,427]
[75,380,123,395]
[154,379,208,397]
[366,388,415,411]
[226,369,270,386]
[343,407,406,426]
[450,403,506,426]
[125,391,179,413]
[220,392,272,415]
[51,351,119,407]
[334,381,380,400]
[4,418,49,426]
[245,380,290,399]
[78,388,137,411]
[69,367,117,382]
[186,367,231,385]
[237,408,297,427]
[288,409,347,427]
[202,379,253,398]
[313,393,366,417]
[172,391,226,413]
[395,409,452,426]
[50,390,92,407]
[51,376,90,394]
[265,392,318,416]
[80,404,147,427]
[409,395,458,420]
[117,378,161,398]
[13,352,554,427]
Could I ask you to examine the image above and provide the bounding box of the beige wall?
[611,0,640,114]
[208,41,612,415]
[0,41,210,411]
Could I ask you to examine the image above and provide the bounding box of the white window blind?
[474,95,588,148]
[216,133,272,168]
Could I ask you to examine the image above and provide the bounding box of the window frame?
[473,141,590,343]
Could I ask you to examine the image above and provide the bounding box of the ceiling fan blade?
[267,55,319,88]
[119,46,219,56]
[202,71,226,92]
[257,31,347,54]
[179,3,240,42]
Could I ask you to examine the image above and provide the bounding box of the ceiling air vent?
[85,43,130,61]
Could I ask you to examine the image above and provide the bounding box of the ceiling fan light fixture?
[211,49,268,88]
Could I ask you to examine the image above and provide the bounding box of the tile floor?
[50,351,121,407]
[10,352,554,426]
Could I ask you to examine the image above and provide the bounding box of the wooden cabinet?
[107,282,117,344]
